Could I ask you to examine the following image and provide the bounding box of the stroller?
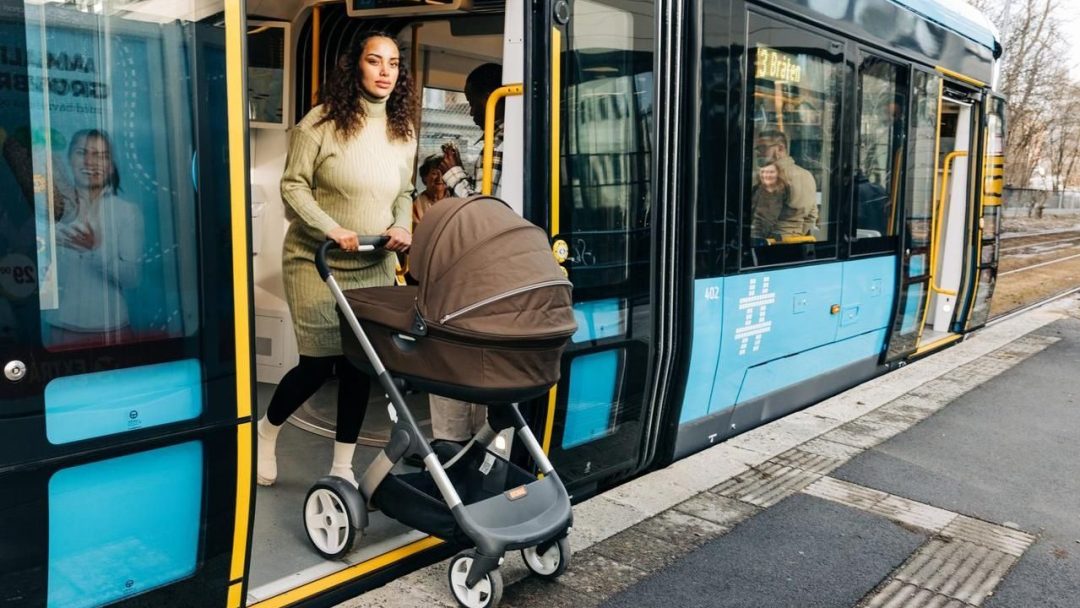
[302,196,578,608]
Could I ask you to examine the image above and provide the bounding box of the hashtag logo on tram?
[735,277,775,355]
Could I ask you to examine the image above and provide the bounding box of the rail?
[929,150,968,297]
[482,84,523,195]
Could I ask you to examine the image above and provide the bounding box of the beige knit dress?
[280,96,417,357]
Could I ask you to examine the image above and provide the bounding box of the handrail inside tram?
[482,83,524,195]
[930,150,968,297]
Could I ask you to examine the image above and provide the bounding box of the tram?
[0,0,1004,607]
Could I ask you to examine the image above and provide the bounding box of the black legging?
[265,355,370,443]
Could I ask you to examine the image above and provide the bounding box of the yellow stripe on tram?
[224,0,254,590]
[935,66,985,88]
[542,26,563,455]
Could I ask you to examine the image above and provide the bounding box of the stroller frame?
[306,239,573,603]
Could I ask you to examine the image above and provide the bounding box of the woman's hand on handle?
[327,226,359,251]
[383,226,411,252]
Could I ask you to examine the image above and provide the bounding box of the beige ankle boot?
[256,417,281,486]
[329,441,358,488]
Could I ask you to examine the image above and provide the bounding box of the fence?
[1002,187,1080,217]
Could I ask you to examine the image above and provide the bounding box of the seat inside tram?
[244,1,512,599]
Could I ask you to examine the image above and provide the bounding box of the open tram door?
[883,73,981,363]
[0,2,254,607]
[958,93,1006,330]
[528,0,675,497]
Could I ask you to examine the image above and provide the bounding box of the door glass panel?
[560,0,653,292]
[551,0,655,486]
[884,71,939,360]
[854,55,907,249]
[18,5,201,352]
[966,96,1006,330]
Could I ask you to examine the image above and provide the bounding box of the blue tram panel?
[43,359,203,444]
[676,257,896,454]
[47,442,203,608]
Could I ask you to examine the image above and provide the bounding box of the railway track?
[991,228,1080,318]
[1000,230,1080,254]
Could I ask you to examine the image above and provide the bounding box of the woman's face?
[70,135,111,190]
[424,167,447,200]
[359,36,400,99]
[759,164,779,188]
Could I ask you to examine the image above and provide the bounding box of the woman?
[46,129,143,348]
[257,32,419,487]
[412,153,448,227]
[750,160,790,241]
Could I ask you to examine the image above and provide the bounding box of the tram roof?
[891,0,999,51]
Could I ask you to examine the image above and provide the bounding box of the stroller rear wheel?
[448,550,504,608]
[303,478,363,559]
[521,536,571,579]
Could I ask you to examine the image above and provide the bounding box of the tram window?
[559,0,654,291]
[853,55,908,253]
[415,87,484,191]
[907,71,941,256]
[6,5,203,352]
[743,16,842,267]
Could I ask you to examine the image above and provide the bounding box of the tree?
[968,0,1073,188]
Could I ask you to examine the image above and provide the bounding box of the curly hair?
[316,31,418,142]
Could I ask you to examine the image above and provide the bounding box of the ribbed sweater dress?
[280,96,417,356]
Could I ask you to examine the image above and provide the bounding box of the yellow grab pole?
[481,84,523,195]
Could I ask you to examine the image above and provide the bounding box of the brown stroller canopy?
[340,196,576,399]
[409,196,576,341]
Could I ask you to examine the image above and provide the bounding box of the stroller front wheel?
[521,536,571,579]
[303,479,362,559]
[448,550,504,608]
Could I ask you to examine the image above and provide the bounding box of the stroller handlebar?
[316,236,391,281]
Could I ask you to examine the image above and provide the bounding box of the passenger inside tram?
[753,129,817,238]
[750,160,791,240]
[246,3,512,599]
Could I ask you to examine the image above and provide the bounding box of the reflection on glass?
[0,2,204,351]
[746,31,841,252]
[560,0,654,291]
[248,23,289,126]
[856,56,907,239]
[907,72,940,249]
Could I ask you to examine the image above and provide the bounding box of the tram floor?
[247,381,434,601]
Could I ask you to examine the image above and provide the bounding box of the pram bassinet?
[340,195,577,403]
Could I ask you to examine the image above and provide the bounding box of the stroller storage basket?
[371,441,569,551]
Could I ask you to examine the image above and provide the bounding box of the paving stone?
[674,492,759,528]
[591,528,683,573]
[770,447,845,475]
[633,509,728,552]
[500,578,595,608]
[555,549,646,598]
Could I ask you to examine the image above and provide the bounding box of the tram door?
[0,3,251,608]
[540,0,664,492]
[963,94,1006,329]
[884,74,977,360]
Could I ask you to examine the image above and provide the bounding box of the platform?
[337,294,1080,607]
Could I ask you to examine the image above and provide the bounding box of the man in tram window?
[437,62,504,198]
[754,129,818,238]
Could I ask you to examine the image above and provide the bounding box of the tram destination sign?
[756,45,802,83]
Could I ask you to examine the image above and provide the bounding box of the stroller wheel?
[448,550,504,608]
[303,479,361,559]
[521,536,571,579]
